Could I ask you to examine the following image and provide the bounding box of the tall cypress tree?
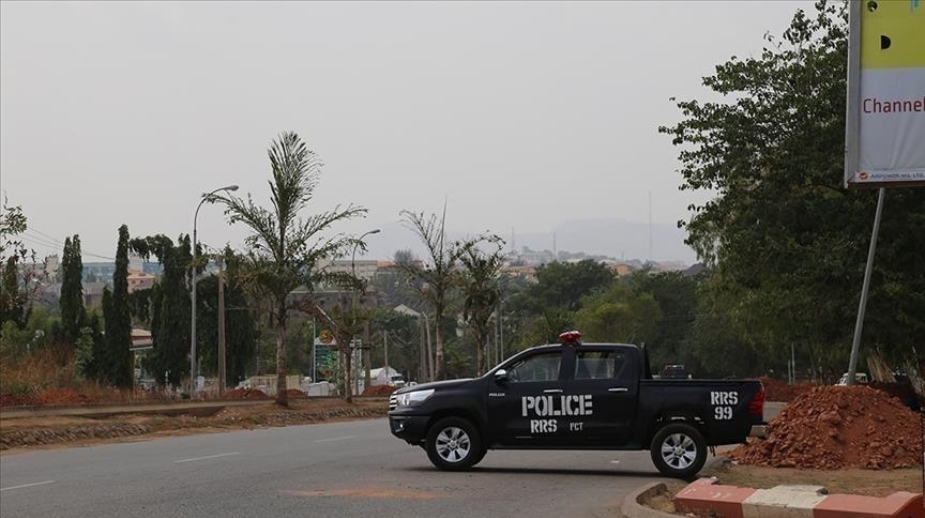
[131,234,192,388]
[59,235,86,346]
[103,225,134,388]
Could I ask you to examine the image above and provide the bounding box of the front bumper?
[388,414,430,445]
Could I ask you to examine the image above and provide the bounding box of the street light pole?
[352,229,379,395]
[191,184,238,396]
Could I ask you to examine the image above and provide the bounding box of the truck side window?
[574,351,626,380]
[508,352,562,383]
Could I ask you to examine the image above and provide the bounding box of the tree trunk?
[434,303,444,380]
[473,327,485,376]
[424,314,434,382]
[343,346,353,403]
[275,307,289,407]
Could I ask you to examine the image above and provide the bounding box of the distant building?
[127,271,156,293]
[500,265,538,283]
[604,262,633,277]
[82,256,162,284]
[319,259,380,281]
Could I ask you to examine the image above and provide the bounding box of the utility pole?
[218,257,227,397]
[191,184,238,396]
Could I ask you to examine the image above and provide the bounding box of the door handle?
[608,387,629,393]
[543,389,563,394]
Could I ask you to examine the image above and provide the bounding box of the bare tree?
[397,207,466,381]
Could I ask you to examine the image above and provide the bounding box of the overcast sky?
[1,0,811,263]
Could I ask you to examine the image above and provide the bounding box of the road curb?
[621,482,677,518]
[619,455,734,518]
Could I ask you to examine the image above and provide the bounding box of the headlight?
[395,389,435,408]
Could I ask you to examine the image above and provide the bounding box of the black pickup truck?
[388,331,767,478]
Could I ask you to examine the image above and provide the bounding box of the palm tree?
[209,132,367,406]
[459,236,505,375]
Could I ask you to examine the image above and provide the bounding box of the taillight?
[747,384,765,419]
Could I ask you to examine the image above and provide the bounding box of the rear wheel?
[650,423,706,479]
[425,417,483,471]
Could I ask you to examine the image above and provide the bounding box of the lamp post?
[191,184,238,396]
[352,229,379,395]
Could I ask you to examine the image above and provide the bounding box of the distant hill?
[364,218,697,265]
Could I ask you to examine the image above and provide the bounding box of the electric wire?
[21,228,115,260]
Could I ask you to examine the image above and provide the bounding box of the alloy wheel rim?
[436,426,471,463]
[660,433,696,469]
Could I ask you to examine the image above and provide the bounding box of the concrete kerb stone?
[673,477,925,518]
[742,485,829,518]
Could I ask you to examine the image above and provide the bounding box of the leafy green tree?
[130,235,192,388]
[459,236,505,375]
[102,225,134,388]
[575,283,662,345]
[687,273,765,378]
[504,259,613,351]
[658,0,925,373]
[368,310,422,383]
[623,269,699,369]
[511,309,575,352]
[59,235,87,346]
[516,259,614,314]
[0,198,38,330]
[397,208,471,381]
[77,311,106,380]
[209,131,367,406]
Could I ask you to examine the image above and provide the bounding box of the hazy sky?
[1,0,811,263]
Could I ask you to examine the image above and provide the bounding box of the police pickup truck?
[388,331,767,478]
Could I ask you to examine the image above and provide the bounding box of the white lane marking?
[313,435,357,443]
[175,452,240,463]
[1,480,55,492]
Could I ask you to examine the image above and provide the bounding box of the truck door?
[562,347,637,445]
[486,349,569,446]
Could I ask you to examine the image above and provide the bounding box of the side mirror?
[494,369,509,383]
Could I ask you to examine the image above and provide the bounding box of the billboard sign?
[845,0,925,188]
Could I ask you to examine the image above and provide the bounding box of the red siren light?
[558,330,582,345]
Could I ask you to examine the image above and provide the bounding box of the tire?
[650,423,707,479]
[425,417,483,471]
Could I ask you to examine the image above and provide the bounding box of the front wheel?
[650,423,707,479]
[425,417,483,471]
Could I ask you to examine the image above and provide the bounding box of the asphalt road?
[0,418,676,518]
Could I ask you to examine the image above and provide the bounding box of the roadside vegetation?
[1,1,923,410]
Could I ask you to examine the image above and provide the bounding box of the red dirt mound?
[222,388,270,400]
[757,377,817,402]
[0,388,97,407]
[729,385,923,470]
[362,385,396,396]
[0,393,38,407]
[34,388,97,405]
[284,389,305,397]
